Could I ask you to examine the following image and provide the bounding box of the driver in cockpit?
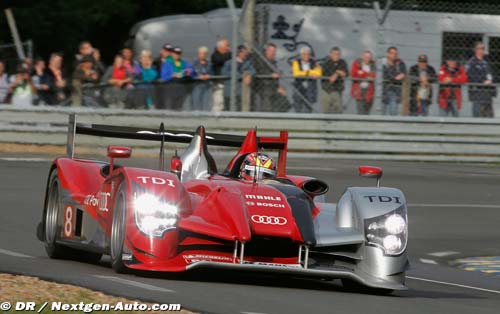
[239,153,277,181]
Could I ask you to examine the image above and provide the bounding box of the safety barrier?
[1,106,500,162]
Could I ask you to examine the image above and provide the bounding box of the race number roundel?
[64,206,73,238]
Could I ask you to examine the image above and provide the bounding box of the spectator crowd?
[0,39,497,118]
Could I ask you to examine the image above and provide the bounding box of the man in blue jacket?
[160,47,195,81]
[159,47,195,110]
[466,42,496,118]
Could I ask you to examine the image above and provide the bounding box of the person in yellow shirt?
[291,47,322,112]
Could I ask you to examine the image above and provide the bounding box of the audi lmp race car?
[37,114,409,293]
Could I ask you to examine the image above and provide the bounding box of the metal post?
[26,39,33,61]
[66,114,77,158]
[373,1,392,114]
[4,8,26,60]
[304,246,309,269]
[241,0,256,112]
[239,242,245,264]
[226,0,239,112]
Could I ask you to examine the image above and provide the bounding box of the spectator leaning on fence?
[102,54,133,108]
[351,50,376,115]
[0,61,10,103]
[8,66,35,107]
[222,45,256,111]
[321,47,348,114]
[45,53,68,105]
[438,57,468,117]
[466,42,496,118]
[382,46,406,116]
[132,49,158,109]
[409,54,437,117]
[122,47,139,76]
[211,38,232,112]
[191,46,213,111]
[73,55,100,107]
[292,46,322,113]
[160,47,194,81]
[159,47,195,110]
[154,43,173,73]
[252,43,288,112]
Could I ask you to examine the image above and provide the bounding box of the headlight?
[365,208,407,255]
[134,194,178,237]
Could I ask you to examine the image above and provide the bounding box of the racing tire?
[341,278,395,295]
[43,169,102,263]
[110,183,128,273]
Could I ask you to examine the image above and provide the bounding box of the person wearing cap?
[160,46,194,81]
[159,46,194,110]
[382,46,406,115]
[154,44,174,109]
[409,54,437,116]
[438,57,468,117]
[466,42,496,118]
[154,43,173,73]
[221,44,256,111]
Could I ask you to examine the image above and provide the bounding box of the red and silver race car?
[37,114,409,292]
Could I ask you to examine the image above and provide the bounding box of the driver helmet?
[240,153,276,181]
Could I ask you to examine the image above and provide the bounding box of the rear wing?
[67,114,289,175]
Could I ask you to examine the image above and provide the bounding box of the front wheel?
[110,184,128,273]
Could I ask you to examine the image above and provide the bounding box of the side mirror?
[359,166,383,187]
[171,155,182,179]
[107,146,132,159]
[107,146,132,176]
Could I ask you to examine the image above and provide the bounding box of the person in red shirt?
[102,55,132,108]
[351,50,376,115]
[438,58,468,117]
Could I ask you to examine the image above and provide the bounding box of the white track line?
[93,275,174,293]
[0,248,33,258]
[408,203,500,209]
[241,312,268,314]
[0,157,51,162]
[419,258,438,265]
[428,251,460,257]
[406,276,500,294]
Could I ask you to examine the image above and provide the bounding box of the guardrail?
[1,106,500,162]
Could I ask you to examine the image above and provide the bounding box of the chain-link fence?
[242,0,500,117]
[5,1,500,118]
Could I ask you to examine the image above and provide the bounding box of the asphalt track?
[1,157,500,314]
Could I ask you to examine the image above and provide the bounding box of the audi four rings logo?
[251,215,288,225]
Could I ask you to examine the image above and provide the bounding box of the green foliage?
[0,0,242,64]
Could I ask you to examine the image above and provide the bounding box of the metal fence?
[242,0,500,117]
[5,1,500,118]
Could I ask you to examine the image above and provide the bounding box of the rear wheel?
[110,184,128,273]
[341,278,394,295]
[44,169,102,263]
